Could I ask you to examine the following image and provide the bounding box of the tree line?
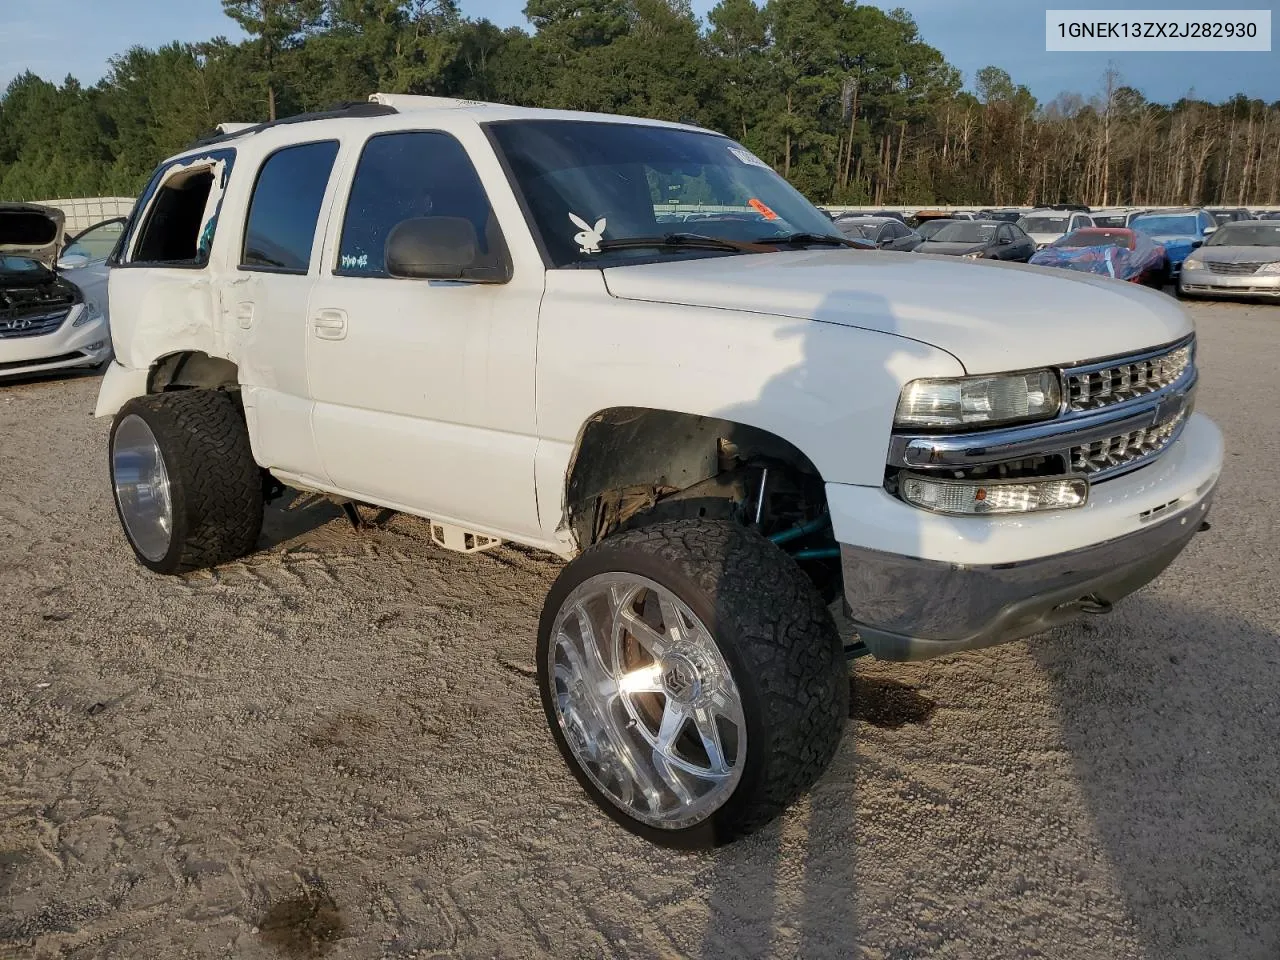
[1,0,1277,207]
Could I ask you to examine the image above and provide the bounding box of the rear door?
[305,127,544,539]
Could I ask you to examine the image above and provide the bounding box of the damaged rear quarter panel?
[107,151,239,387]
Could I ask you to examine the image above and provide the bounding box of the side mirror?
[1191,239,1204,248]
[1203,226,1217,236]
[57,253,90,270]
[998,236,1013,245]
[385,216,510,283]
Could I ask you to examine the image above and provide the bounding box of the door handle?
[235,302,254,329]
[312,308,348,341]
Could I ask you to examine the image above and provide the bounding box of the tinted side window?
[997,225,1012,241]
[242,140,339,273]
[338,131,500,277]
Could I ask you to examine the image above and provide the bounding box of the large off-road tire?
[537,519,848,848]
[109,389,263,574]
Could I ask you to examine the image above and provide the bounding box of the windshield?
[487,120,842,266]
[835,221,879,240]
[916,219,952,239]
[1018,216,1069,233]
[1132,215,1198,236]
[0,254,51,277]
[1206,222,1280,247]
[1056,229,1134,249]
[929,222,996,244]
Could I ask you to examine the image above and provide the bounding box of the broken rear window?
[123,149,236,268]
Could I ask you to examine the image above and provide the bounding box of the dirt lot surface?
[1,301,1277,960]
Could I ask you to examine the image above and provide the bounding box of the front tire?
[109,390,264,574]
[537,520,848,848]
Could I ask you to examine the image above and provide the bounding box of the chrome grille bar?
[1062,337,1193,413]
[0,310,70,339]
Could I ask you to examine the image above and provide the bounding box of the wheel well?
[564,407,829,550]
[148,352,240,394]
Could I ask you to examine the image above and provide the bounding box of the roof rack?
[187,101,398,149]
[367,92,503,111]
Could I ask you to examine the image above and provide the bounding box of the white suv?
[97,95,1222,847]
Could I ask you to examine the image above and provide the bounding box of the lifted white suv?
[98,95,1222,847]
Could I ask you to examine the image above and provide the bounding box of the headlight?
[1259,261,1280,274]
[900,474,1088,516]
[71,301,103,328]
[895,370,1062,429]
[961,251,984,260]
[1182,255,1203,270]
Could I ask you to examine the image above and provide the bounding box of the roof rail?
[368,92,502,111]
[187,101,399,149]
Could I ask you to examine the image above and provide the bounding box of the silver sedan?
[1178,221,1280,301]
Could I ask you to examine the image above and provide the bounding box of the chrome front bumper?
[1179,266,1280,298]
[841,483,1214,661]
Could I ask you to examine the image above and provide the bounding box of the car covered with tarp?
[1029,227,1167,286]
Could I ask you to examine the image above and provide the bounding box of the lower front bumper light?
[900,473,1088,515]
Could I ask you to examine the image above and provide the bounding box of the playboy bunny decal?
[569,213,607,253]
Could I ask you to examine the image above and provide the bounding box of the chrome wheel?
[547,573,746,830]
[112,414,174,562]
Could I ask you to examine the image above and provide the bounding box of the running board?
[428,521,503,554]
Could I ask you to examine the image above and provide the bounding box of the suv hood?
[0,203,65,270]
[601,250,1193,374]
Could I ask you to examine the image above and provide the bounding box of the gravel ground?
[1,300,1277,960]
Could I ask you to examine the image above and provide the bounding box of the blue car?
[1130,208,1217,277]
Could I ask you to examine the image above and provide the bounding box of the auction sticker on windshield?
[1046,9,1271,50]
[728,146,771,169]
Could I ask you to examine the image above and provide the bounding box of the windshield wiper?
[596,233,764,254]
[753,232,866,248]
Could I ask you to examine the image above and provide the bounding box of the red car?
[1029,227,1168,286]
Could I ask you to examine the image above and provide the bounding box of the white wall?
[32,197,136,234]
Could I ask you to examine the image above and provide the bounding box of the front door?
[305,129,544,540]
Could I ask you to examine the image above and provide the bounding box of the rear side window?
[242,140,340,273]
[336,131,501,277]
[128,149,236,266]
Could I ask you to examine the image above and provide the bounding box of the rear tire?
[109,390,263,574]
[537,519,848,848]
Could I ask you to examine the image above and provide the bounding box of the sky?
[2,0,1277,106]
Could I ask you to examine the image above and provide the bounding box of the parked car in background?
[1017,209,1095,249]
[1207,207,1252,226]
[864,210,907,223]
[0,203,112,380]
[915,218,956,240]
[1089,208,1147,229]
[912,209,973,225]
[916,219,1036,261]
[57,216,126,324]
[1029,227,1167,286]
[834,216,922,251]
[977,208,1025,223]
[1130,208,1217,277]
[1178,220,1280,300]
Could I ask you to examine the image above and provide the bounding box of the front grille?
[1070,411,1186,477]
[0,310,69,339]
[1206,261,1264,275]
[1065,340,1193,412]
